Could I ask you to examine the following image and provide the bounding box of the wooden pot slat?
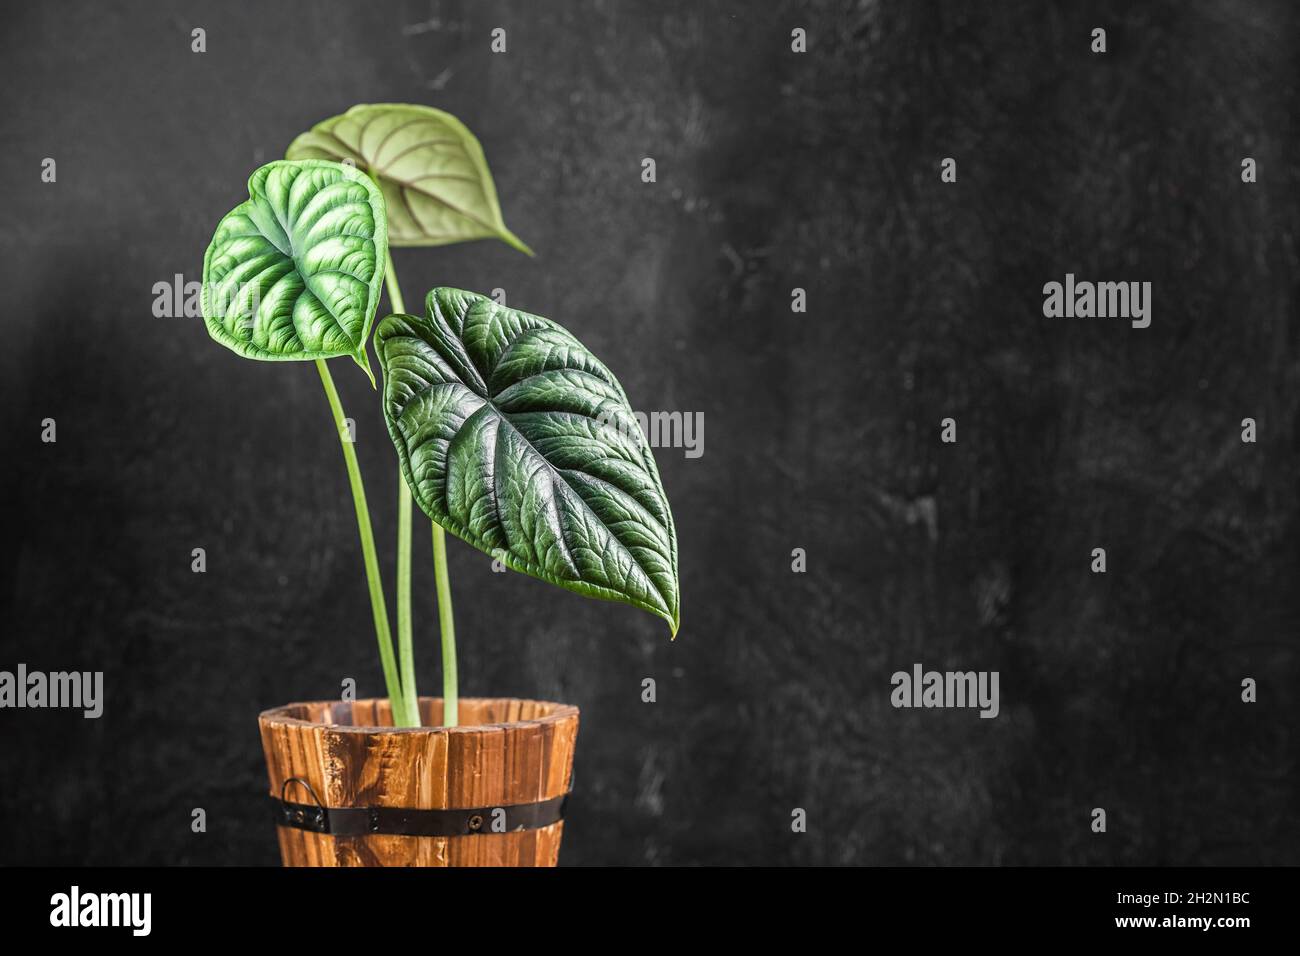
[259,697,579,867]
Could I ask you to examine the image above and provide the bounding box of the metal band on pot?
[270,777,569,837]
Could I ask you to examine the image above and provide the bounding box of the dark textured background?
[2,0,1298,865]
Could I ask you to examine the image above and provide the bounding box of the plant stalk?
[315,358,410,725]
[432,522,459,727]
[384,254,422,728]
[384,251,458,727]
[396,471,418,723]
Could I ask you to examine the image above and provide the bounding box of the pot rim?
[258,696,579,735]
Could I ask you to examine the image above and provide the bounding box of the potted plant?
[198,104,680,866]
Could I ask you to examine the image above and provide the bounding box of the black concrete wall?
[2,0,1297,865]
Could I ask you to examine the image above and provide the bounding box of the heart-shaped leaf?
[286,104,531,254]
[201,160,388,377]
[376,289,679,635]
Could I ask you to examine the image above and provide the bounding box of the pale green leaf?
[286,103,531,254]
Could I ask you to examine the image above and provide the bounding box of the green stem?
[384,250,458,727]
[432,522,459,727]
[384,256,407,317]
[385,252,421,728]
[396,472,418,723]
[315,358,410,725]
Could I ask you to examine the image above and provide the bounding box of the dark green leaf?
[377,289,679,634]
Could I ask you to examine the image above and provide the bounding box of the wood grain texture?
[259,698,579,867]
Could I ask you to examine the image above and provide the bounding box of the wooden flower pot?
[258,697,579,867]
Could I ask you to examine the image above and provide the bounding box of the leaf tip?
[354,349,377,389]
[501,228,534,257]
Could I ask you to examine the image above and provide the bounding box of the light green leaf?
[286,103,531,254]
[376,289,679,635]
[201,160,388,379]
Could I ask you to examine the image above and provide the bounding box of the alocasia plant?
[200,104,679,732]
[285,104,533,729]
